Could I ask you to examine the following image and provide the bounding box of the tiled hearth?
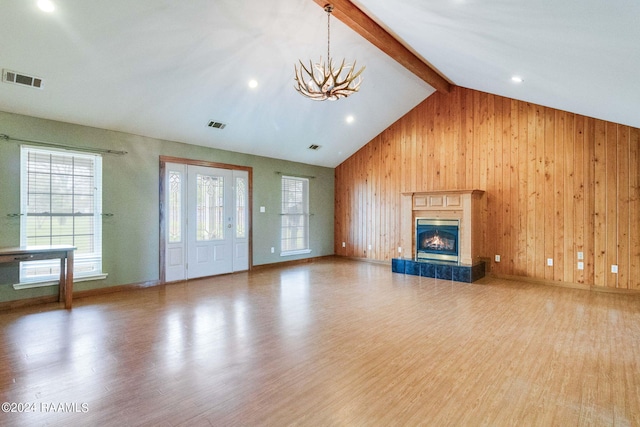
[392,258,485,283]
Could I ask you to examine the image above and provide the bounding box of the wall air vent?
[207,121,226,129]
[308,144,321,150]
[2,69,43,89]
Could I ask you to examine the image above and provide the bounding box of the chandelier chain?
[327,6,331,62]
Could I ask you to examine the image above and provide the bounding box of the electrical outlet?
[398,247,402,253]
[270,247,274,253]
[547,258,553,266]
[368,244,372,251]
[611,265,618,273]
[260,206,266,213]
[342,242,346,248]
[577,261,584,270]
[577,251,584,260]
[495,255,501,263]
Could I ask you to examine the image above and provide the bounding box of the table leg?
[59,257,65,304]
[64,250,74,309]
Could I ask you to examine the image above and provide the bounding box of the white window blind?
[281,176,310,255]
[20,146,103,282]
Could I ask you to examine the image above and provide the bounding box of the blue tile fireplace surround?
[391,258,486,283]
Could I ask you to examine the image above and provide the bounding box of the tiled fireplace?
[392,190,486,283]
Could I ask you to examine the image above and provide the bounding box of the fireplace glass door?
[416,218,460,262]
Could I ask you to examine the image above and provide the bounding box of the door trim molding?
[159,156,253,284]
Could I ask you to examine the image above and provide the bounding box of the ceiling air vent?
[2,69,43,89]
[207,121,226,129]
[308,144,321,150]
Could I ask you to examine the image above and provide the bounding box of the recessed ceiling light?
[346,115,355,124]
[248,79,258,89]
[511,76,524,83]
[37,0,55,13]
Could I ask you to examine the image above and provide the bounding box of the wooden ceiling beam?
[313,0,452,94]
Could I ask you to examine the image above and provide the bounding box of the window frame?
[18,145,105,286]
[280,175,311,256]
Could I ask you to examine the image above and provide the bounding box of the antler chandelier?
[294,4,365,101]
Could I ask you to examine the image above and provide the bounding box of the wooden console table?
[0,245,76,309]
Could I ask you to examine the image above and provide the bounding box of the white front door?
[164,163,249,282]
[187,165,233,278]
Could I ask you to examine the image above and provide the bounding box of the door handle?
[227,224,233,228]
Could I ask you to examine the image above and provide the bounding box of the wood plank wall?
[334,86,640,290]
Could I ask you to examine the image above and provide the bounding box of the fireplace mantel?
[400,190,485,265]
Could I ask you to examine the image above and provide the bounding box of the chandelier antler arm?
[331,59,352,91]
[331,60,365,92]
[348,60,365,80]
[333,68,364,96]
[295,60,331,100]
[313,59,337,90]
[325,58,364,93]
[295,60,316,87]
[294,60,323,91]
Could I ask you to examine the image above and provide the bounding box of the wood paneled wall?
[334,86,640,290]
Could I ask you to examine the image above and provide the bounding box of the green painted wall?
[0,111,334,302]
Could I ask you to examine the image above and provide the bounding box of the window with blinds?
[281,176,310,255]
[20,146,103,282]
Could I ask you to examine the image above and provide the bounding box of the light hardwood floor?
[1,257,639,426]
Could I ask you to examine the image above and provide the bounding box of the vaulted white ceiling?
[1,0,638,168]
[355,0,640,132]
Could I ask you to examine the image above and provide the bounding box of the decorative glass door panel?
[196,174,224,241]
[232,171,249,271]
[165,164,186,282]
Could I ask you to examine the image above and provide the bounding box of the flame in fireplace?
[422,231,456,251]
[430,233,445,249]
